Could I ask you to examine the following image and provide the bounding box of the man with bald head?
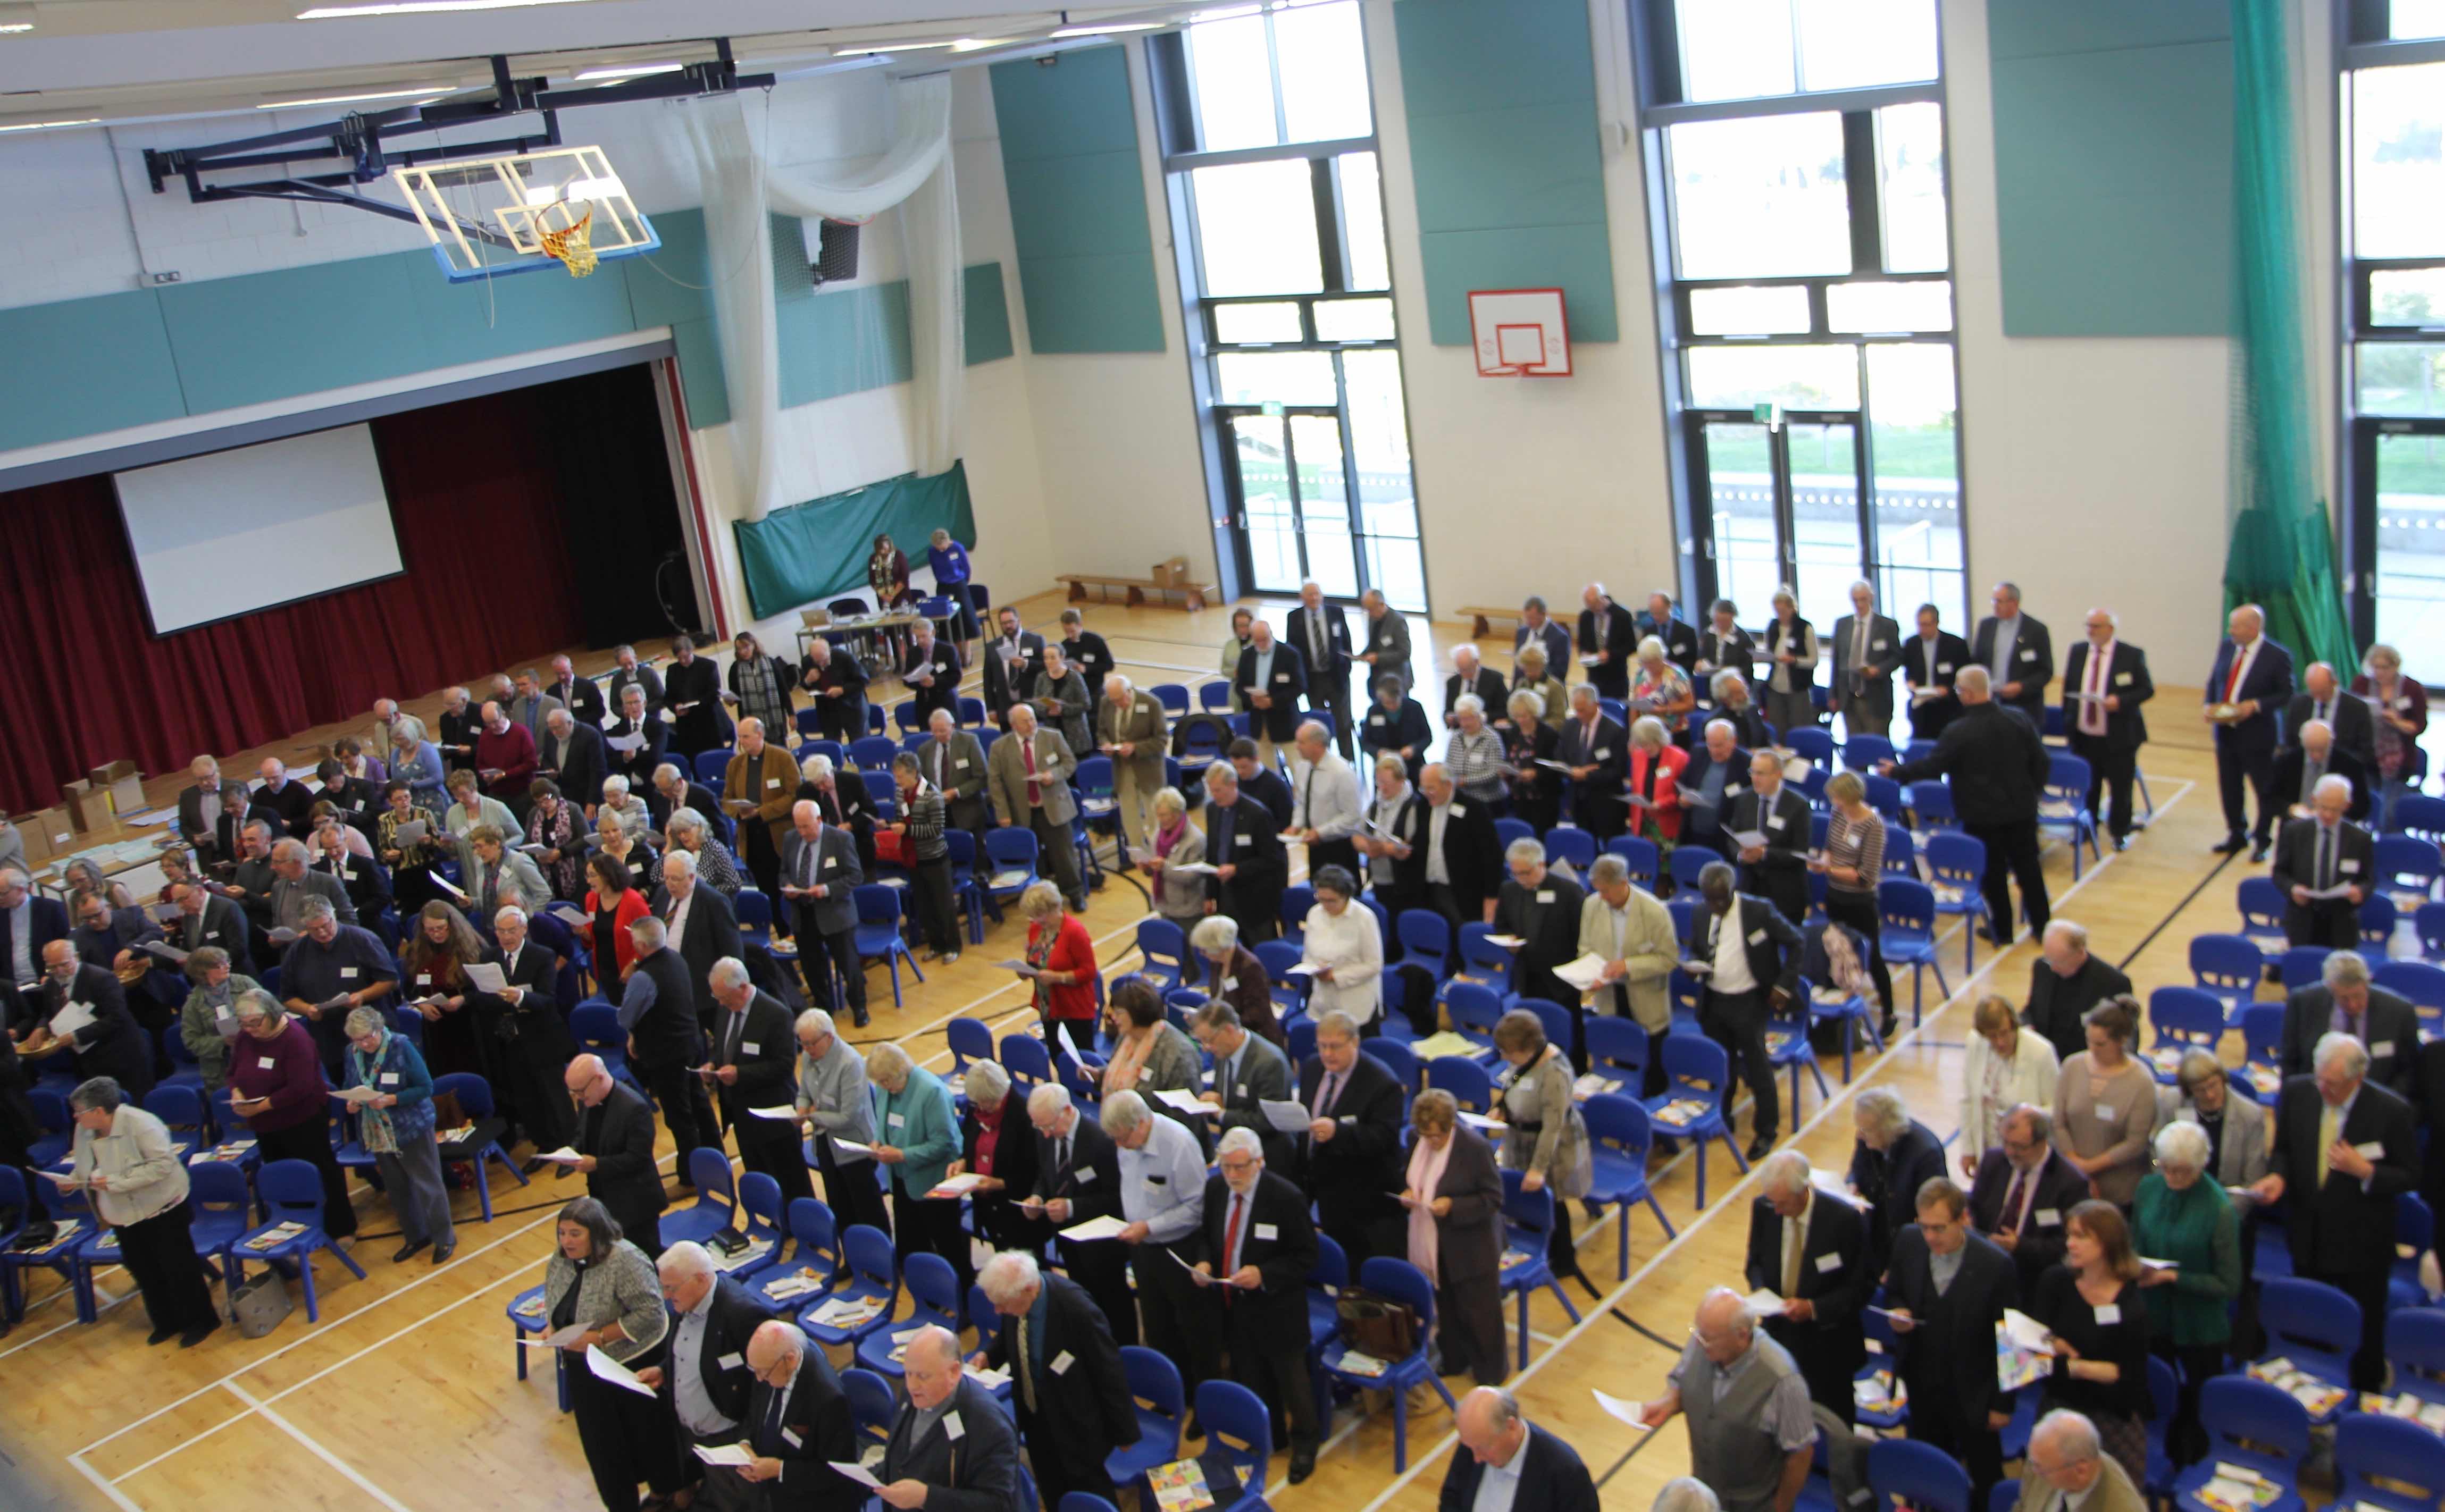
[780,801,866,1027]
[546,652,607,729]
[2286,658,2377,774]
[798,635,871,746]
[473,699,539,803]
[2270,773,2375,950]
[633,1240,769,1510]
[249,757,315,839]
[18,940,153,1098]
[564,1053,666,1251]
[878,1324,1020,1510]
[1440,1385,1598,1512]
[1884,665,2051,943]
[988,700,1085,911]
[2204,603,2296,860]
[1636,1288,1815,1512]
[1578,583,1638,701]
[2272,718,2372,826]
[2061,608,2153,850]
[2011,1410,2146,1512]
[734,1319,860,1509]
[725,716,801,903]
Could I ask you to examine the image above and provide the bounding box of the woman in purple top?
[927,527,979,646]
[224,991,356,1238]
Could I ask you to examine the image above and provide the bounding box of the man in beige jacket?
[1576,852,1680,1098]
[1094,674,1169,858]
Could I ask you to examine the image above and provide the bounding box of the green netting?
[2223,0,2355,667]
[733,461,976,620]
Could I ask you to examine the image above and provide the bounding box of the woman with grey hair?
[661,805,742,897]
[546,1195,679,1512]
[1503,688,1562,832]
[2132,1118,2239,1463]
[1446,695,1508,808]
[65,1077,220,1346]
[1190,912,1281,1044]
[176,944,259,1093]
[1624,714,1687,847]
[339,1002,455,1264]
[1404,1088,1507,1384]
[1142,785,1210,933]
[1631,639,1696,737]
[950,1057,1041,1249]
[388,713,448,811]
[1761,587,1819,736]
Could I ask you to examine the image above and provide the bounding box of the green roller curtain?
[2222,0,2354,666]
[733,461,976,620]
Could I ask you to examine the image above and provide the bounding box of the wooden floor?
[1,590,2273,1512]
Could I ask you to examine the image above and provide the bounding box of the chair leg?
[1391,1384,1408,1472]
[1616,1204,1630,1283]
[516,1327,529,1382]
[300,1256,320,1323]
[1545,1278,1582,1325]
[1647,1193,1677,1240]
[1515,1287,1529,1372]
[331,1237,367,1280]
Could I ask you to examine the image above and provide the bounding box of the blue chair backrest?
[1397,909,1452,969]
[853,884,901,927]
[2389,1307,2445,1387]
[1001,1034,1054,1089]
[1310,1230,1349,1290]
[688,1146,739,1207]
[1137,917,1188,979]
[1286,1018,1317,1066]
[1582,1092,1652,1160]
[1545,827,1596,871]
[2044,751,2091,802]
[1668,847,1715,892]
[1444,980,1504,1037]
[739,1171,784,1238]
[1844,734,1895,771]
[258,1158,328,1224]
[2198,1375,2309,1477]
[1356,1256,1437,1341]
[905,1251,960,1317]
[1493,817,1536,854]
[1198,681,1232,711]
[786,1197,840,1271]
[850,736,899,772]
[1501,1165,1556,1240]
[2360,892,2399,948]
[1521,997,1575,1056]
[1584,1017,1649,1082]
[1194,1379,1274,1488]
[843,1223,897,1289]
[945,1017,995,1072]
[1877,877,1935,932]
[2237,875,2288,931]
[1074,755,1114,796]
[1908,781,1957,826]
[2190,933,2263,992]
[1607,834,1661,886]
[571,1002,624,1053]
[806,740,845,770]
[143,1083,206,1131]
[1786,727,1835,767]
[2241,1002,2285,1064]
[1121,1342,1186,1427]
[1362,1039,1419,1093]
[2375,960,2445,1015]
[942,828,978,877]
[1252,938,1304,988]
[2261,1275,2362,1370]
[1881,824,1917,877]
[1661,1034,1731,1103]
[1456,922,1512,981]
[1868,1438,1971,1512]
[2377,834,2443,891]
[1279,884,1316,936]
[1426,1056,1493,1112]
[2278,946,2332,993]
[1152,684,1191,715]
[433,1071,496,1120]
[189,1161,250,1220]
[1666,896,1698,944]
[2338,1414,2445,1512]
[843,1367,897,1442]
[694,749,732,784]
[2149,986,2225,1046]
[984,827,1039,873]
[957,697,987,728]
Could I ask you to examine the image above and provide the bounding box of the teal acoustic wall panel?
[1988,0,2234,337]
[1394,0,1617,346]
[964,262,1016,366]
[0,292,189,451]
[989,45,1167,354]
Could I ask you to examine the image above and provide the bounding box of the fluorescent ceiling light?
[258,84,450,108]
[830,40,958,55]
[1051,23,1162,36]
[0,3,32,32]
[574,62,682,81]
[298,0,598,18]
[947,38,1010,52]
[0,119,99,133]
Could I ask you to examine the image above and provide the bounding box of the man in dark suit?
[566,1053,669,1253]
[915,710,992,841]
[1357,589,1413,693]
[1637,591,1703,677]
[248,758,317,840]
[2271,721,2373,824]
[651,762,729,844]
[778,803,866,1029]
[1848,1087,1948,1267]
[635,1240,775,1498]
[540,710,607,817]
[606,683,672,792]
[177,757,255,872]
[1884,667,2052,943]
[165,878,255,977]
[1443,645,1509,730]
[2279,950,2418,1098]
[2285,660,2379,774]
[1903,603,1972,742]
[2204,603,2297,860]
[734,1319,863,1511]
[1200,1128,1324,1479]
[18,940,153,1098]
[1829,581,1904,741]
[606,644,667,725]
[1674,722,1751,860]
[1297,1010,1406,1268]
[1192,1000,1296,1171]
[1389,764,1504,933]
[797,637,870,747]
[1286,582,1357,759]
[981,604,1046,729]
[1969,579,2052,723]
[704,959,814,1204]
[1027,1086,1135,1346]
[1226,742,1295,830]
[978,1250,1139,1509]
[659,851,745,1036]
[1693,862,1800,1160]
[1557,686,1628,841]
[2268,775,2374,950]
[2250,1034,2421,1389]
[1727,751,1812,927]
[1578,583,1640,700]
[1234,619,1309,773]
[900,620,963,723]
[1201,765,1288,946]
[878,1325,1021,1512]
[1440,1387,1600,1512]
[1964,1104,2091,1296]
[545,654,608,730]
[1495,843,1588,1027]
[1883,1179,2020,1512]
[617,915,714,1195]
[2061,611,2154,848]
[2023,920,2133,1063]
[1055,608,1115,693]
[1743,1152,1870,1422]
[484,905,574,1160]
[1515,596,1576,679]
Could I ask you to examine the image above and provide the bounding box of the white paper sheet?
[1057,1214,1131,1242]
[586,1345,658,1397]
[1261,1098,1316,1133]
[1592,1390,1653,1430]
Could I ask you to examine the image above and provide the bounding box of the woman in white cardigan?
[1958,992,2061,1175]
[1299,864,1384,1029]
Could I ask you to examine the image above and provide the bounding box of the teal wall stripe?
[989,46,1168,355]
[0,291,189,449]
[1394,0,1617,346]
[964,262,1015,366]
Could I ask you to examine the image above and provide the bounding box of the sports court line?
[1339,785,2196,1512]
[224,1383,415,1512]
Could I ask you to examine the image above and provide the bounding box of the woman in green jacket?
[2131,1119,2240,1466]
[868,1040,970,1297]
[176,947,258,1093]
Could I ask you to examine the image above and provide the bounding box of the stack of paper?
[1552,954,1611,993]
[926,1173,985,1200]
[1593,1390,1654,1430]
[970,1365,1012,1391]
[1810,1169,1868,1208]
[1499,1248,1534,1271]
[435,1124,479,1144]
[1652,1098,1711,1128]
[1151,1088,1212,1117]
[1059,1214,1132,1243]
[1260,1099,1314,1133]
[2359,1392,2445,1434]
[2248,1358,2347,1417]
[587,1345,657,1397]
[244,1221,309,1253]
[811,1294,888,1328]
[710,1239,773,1274]
[1458,1111,1504,1133]
[764,1270,830,1301]
[1572,1072,1623,1100]
[1335,1349,1390,1377]
[1764,1030,1797,1055]
[1147,1458,1218,1512]
[989,870,1031,889]
[1854,1371,1905,1413]
[2146,1046,2190,1076]
[2247,1065,2282,1095]
[692,1443,757,1468]
[2194,1464,2281,1512]
[1409,1030,1483,1060]
[514,1293,549,1320]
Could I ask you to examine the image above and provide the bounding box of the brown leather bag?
[1335,1285,1418,1360]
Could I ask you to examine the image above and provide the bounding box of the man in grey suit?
[1357,588,1413,693]
[780,801,867,1029]
[987,703,1084,910]
[507,669,566,748]
[266,837,356,930]
[916,709,992,841]
[1191,999,1295,1168]
[1829,579,1904,741]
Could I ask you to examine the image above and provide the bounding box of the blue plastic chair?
[2256,1276,2360,1408]
[1920,829,1990,968]
[1321,1258,1455,1471]
[2237,875,2292,967]
[1606,834,1661,889]
[727,1171,786,1282]
[2190,933,2265,1026]
[1275,884,1316,948]
[945,1017,997,1075]
[1843,733,1896,772]
[1867,1438,1970,1512]
[732,887,775,953]
[1786,727,1835,768]
[1583,1017,1648,1095]
[1135,917,1189,995]
[506,1282,575,1412]
[1441,981,1506,1056]
[1252,938,1309,1021]
[848,735,898,774]
[430,1071,529,1222]
[2240,1003,2286,1106]
[1001,1033,1054,1092]
[2377,833,2445,907]
[942,828,989,940]
[1394,909,1454,980]
[1194,1377,1275,1512]
[1668,847,1716,894]
[1426,1055,1495,1113]
[855,1251,959,1381]
[2359,892,2399,962]
[843,1365,897,1452]
[2420,901,2445,963]
[2147,986,2227,1083]
[982,827,1040,910]
[1453,922,1515,995]
[801,1224,899,1349]
[756,1198,841,1309]
[227,1157,368,1324]
[2376,960,2445,1037]
[1151,683,1191,716]
[1877,877,1949,1024]
[2388,1307,2445,1406]
[1494,817,1535,855]
[140,1084,208,1163]
[1106,1346,1185,1493]
[1363,1038,1420,1096]
[1545,827,1596,872]
[2038,751,2100,878]
[2141,1353,2179,1501]
[2337,1412,2445,1512]
[1582,1093,1675,1280]
[1645,1035,1747,1208]
[1497,1167,1583,1368]
[851,884,924,1006]
[2277,946,2332,995]
[2169,1377,2309,1512]
[660,1147,740,1250]
[1766,1001,1829,1113]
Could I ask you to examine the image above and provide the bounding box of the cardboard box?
[61,779,102,835]
[1152,556,1190,588]
[17,808,73,866]
[90,759,145,816]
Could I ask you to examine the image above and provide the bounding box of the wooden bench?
[1057,574,1216,612]
[1455,604,1523,640]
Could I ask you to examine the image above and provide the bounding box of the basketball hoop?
[538,203,598,278]
[393,144,657,282]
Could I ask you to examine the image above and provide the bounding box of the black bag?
[1334,1284,1419,1361]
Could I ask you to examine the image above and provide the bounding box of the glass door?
[1692,414,1868,633]
[1229,414,1302,594]
[2373,420,2445,676]
[1224,408,1360,597]
[1787,420,1866,633]
[1290,413,1361,599]
[1695,419,1782,616]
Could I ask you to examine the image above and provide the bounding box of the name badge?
[2094,1303,2122,1326]
[766,777,782,788]
[718,1351,743,1370]
[1219,978,1236,992]
[2398,697,2415,711]
[781,1427,802,1449]
[1077,1167,1097,1183]
[2036,1207,2061,1225]
[258,1056,277,1070]
[1937,662,1954,674]
[2020,648,2038,662]
[2341,859,2360,873]
[887,1113,906,1128]
[380,1072,399,1086]
[2355,1141,2386,1160]
[1536,890,1555,903]
[954,758,971,769]
[1049,1351,1074,1376]
[1815,1251,1841,1273]
[1275,673,1291,684]
[1235,1083,1248,1097]
[1725,783,1745,797]
[1450,803,1467,816]
[416,973,432,986]
[944,1411,966,1441]
[1747,929,1765,945]
[1766,815,1786,830]
[2374,1044,2395,1061]
[743,1042,760,1055]
[1873,639,1889,651]
[1236,834,1253,847]
[2115,673,2133,686]
[1594,749,1612,761]
[823,856,839,869]
[1254,1222,1278,1240]
[1369,715,1385,727]
[341,967,360,979]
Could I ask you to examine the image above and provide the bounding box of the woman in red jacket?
[583,853,652,990]
[1624,715,1689,844]
[1017,881,1099,1035]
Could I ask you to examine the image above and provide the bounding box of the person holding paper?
[2051,999,2159,1208]
[265,835,357,933]
[881,1323,1021,1511]
[396,900,487,1080]
[1359,675,1434,787]
[1492,1009,1594,1288]
[174,946,256,1094]
[21,938,154,1101]
[471,699,540,804]
[2278,948,2417,1097]
[1397,763,1504,937]
[1286,581,1357,759]
[730,1319,861,1510]
[336,1004,455,1264]
[2271,718,2373,830]
[225,992,356,1240]
[1881,1178,2020,1510]
[1192,1000,1296,1170]
[1741,1153,1869,1424]
[1086,673,1167,865]
[632,1241,768,1510]
[659,850,744,1044]
[1187,915,1280,1046]
[1577,584,1638,702]
[1495,844,1589,1055]
[1757,589,1820,740]
[1515,594,1577,679]
[664,637,733,760]
[1199,765,1289,946]
[949,1060,1041,1251]
[2027,1200,2153,1485]
[2013,1410,2146,1512]
[224,821,283,936]
[606,685,671,792]
[1556,685,1629,842]
[619,914,717,1188]
[1503,689,1564,833]
[2130,1121,2240,1465]
[63,1075,220,1347]
[1403,1088,1507,1386]
[1093,980,1204,1136]
[987,703,1087,912]
[1298,1010,1407,1269]
[1104,1090,1221,1401]
[1576,854,1681,1098]
[0,865,71,1020]
[1723,752,1809,928]
[2268,773,2375,951]
[1849,1087,1946,1269]
[2350,642,2427,830]
[1966,1104,2090,1297]
[779,802,867,1029]
[1299,867,1385,1034]
[546,1196,683,1512]
[979,1247,1142,1507]
[1695,863,1801,1162]
[981,604,1047,729]
[900,618,962,724]
[565,1055,668,1252]
[2254,1031,2419,1390]
[1828,582,1903,741]
[168,873,256,980]
[788,1008,886,1239]
[1512,642,1569,727]
[442,771,521,890]
[705,958,814,1206]
[724,719,800,906]
[1902,603,1971,743]
[915,710,992,848]
[1200,1127,1323,1481]
[1623,716,1689,845]
[868,1043,971,1300]
[179,754,256,871]
[2201,604,2295,861]
[484,905,575,1161]
[2060,610,2154,849]
[1026,1083,1136,1345]
[1287,719,1363,882]
[1631,640,1698,742]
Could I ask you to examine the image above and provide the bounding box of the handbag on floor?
[229,1270,293,1338]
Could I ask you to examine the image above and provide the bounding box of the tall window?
[1633,0,1963,642]
[2341,4,2445,674]
[1150,1,1426,611]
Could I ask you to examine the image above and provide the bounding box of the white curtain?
[682,77,962,523]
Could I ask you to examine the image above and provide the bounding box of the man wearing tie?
[1903,603,1971,742]
[1192,1001,1295,1169]
[1287,721,1363,883]
[986,703,1085,913]
[178,755,254,873]
[547,653,608,729]
[1638,591,1703,676]
[1728,752,1811,928]
[2268,775,2372,949]
[1557,685,1628,840]
[1104,1092,1219,1407]
[1285,581,1357,759]
[917,709,991,842]
[2285,661,2378,774]
[660,851,742,1039]
[632,1241,769,1512]
[1296,1010,1406,1267]
[540,710,606,819]
[1741,1152,1870,1423]
[1234,620,1309,775]
[1025,1085,1135,1346]
[1829,580,1903,741]
[1494,840,1589,1055]
[1200,766,1288,945]
[703,958,813,1204]
[2204,603,2297,861]
[1578,583,1639,701]
[486,905,574,1162]
[976,1250,1139,1509]
[900,620,962,723]
[734,1320,862,1510]
[2060,609,2153,850]
[2272,721,2372,824]
[1575,855,1681,1099]
[166,878,255,977]
[1693,863,1801,1161]
[1517,595,1576,675]
[877,1325,1020,1512]
[1963,1104,2090,1296]
[1203,1128,1326,1481]
[1969,580,2053,723]
[2277,951,2418,1098]
[780,802,867,1029]
[564,1054,667,1253]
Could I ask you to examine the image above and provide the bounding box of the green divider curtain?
[733,461,977,619]
[2222,0,2354,667]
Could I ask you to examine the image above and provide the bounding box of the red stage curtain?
[0,389,584,814]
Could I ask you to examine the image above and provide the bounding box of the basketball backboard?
[1468,288,1571,377]
[392,144,658,281]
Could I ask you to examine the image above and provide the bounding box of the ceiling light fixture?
[1050,23,1163,36]
[297,0,598,19]
[0,4,34,35]
[0,118,100,133]
[829,40,959,55]
[946,38,1010,52]
[257,84,451,109]
[573,62,683,81]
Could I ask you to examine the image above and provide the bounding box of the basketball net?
[538,204,598,278]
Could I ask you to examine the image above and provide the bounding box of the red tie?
[2226,644,2248,702]
[1023,738,1042,808]
[2081,643,2111,737]
[1221,1195,1245,1306]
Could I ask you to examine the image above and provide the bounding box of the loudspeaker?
[811,219,861,285]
